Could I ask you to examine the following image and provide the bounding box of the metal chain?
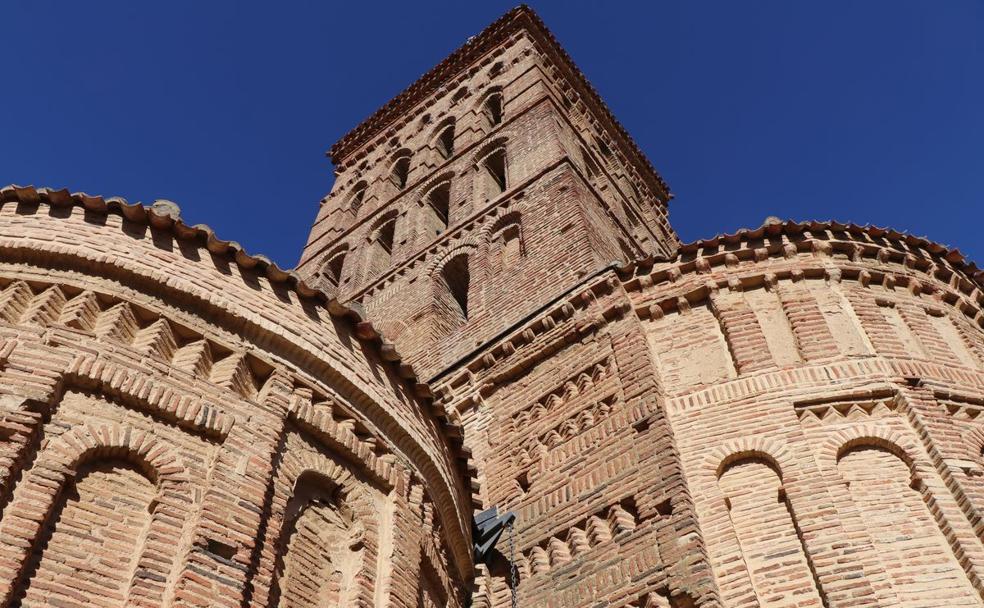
[508,520,518,608]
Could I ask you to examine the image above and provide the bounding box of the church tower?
[297,7,678,378]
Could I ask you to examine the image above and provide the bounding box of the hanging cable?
[508,520,518,608]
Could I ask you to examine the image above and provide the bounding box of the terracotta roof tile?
[657,219,982,284]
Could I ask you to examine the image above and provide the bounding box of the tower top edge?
[327,5,672,198]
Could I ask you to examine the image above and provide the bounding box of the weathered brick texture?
[0,190,472,608]
[6,6,984,608]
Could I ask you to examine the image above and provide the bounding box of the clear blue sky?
[2,1,981,267]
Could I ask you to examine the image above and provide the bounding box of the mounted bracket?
[472,506,516,565]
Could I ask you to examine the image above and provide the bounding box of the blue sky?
[2,1,981,266]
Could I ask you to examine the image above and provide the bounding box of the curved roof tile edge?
[327,5,672,198]
[615,219,983,285]
[0,183,478,508]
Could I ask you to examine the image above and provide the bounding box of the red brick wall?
[0,196,471,608]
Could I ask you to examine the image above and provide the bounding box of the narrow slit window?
[442,254,470,320]
[436,124,455,160]
[483,93,503,127]
[483,148,507,196]
[428,182,451,231]
[390,155,411,190]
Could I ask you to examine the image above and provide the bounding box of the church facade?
[2,6,984,608]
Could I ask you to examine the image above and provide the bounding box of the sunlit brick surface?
[6,6,984,608]
[0,196,471,608]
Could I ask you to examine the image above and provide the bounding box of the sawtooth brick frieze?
[5,5,984,608]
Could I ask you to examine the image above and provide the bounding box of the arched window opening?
[367,214,398,278]
[320,247,348,290]
[500,225,521,262]
[481,148,507,199]
[440,254,470,321]
[376,218,396,255]
[483,92,504,127]
[390,154,411,190]
[596,137,613,161]
[579,145,600,178]
[452,86,469,104]
[491,214,523,271]
[347,182,368,214]
[436,123,456,160]
[425,182,451,235]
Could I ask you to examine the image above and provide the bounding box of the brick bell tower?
[297,6,678,379]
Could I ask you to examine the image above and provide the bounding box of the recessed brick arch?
[366,208,400,244]
[706,436,793,480]
[711,435,828,606]
[472,136,509,165]
[0,421,193,608]
[264,444,383,608]
[426,241,480,279]
[418,171,456,202]
[819,424,927,478]
[831,424,982,603]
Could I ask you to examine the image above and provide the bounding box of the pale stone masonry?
[2,5,984,608]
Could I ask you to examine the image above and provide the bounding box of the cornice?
[328,5,671,198]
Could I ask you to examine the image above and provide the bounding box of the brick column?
[778,285,839,361]
[170,370,293,608]
[610,297,721,606]
[710,291,774,374]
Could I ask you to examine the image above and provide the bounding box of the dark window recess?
[442,254,470,319]
[484,93,503,126]
[483,149,507,194]
[516,471,531,493]
[428,183,451,229]
[390,156,411,190]
[376,219,396,254]
[655,498,673,516]
[206,538,237,561]
[348,184,367,213]
[437,125,455,159]
[323,251,346,287]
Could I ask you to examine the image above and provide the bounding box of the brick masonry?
[5,5,984,608]
[0,190,472,608]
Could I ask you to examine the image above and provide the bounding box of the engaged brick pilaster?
[843,288,912,358]
[172,371,293,608]
[778,286,839,361]
[610,306,719,605]
[710,292,774,374]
